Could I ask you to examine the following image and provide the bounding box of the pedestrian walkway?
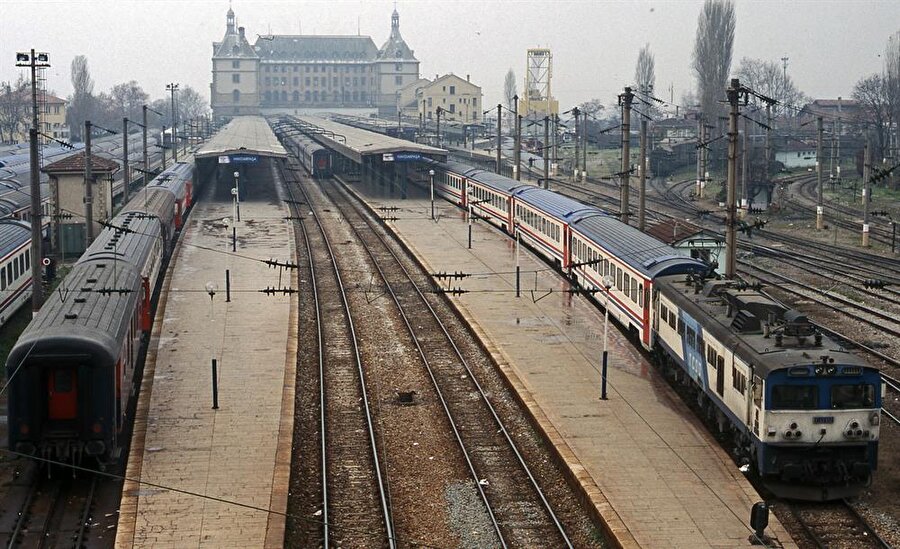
[349,179,796,549]
[116,180,297,548]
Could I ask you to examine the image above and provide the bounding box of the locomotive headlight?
[92,422,103,434]
[19,424,29,435]
[870,412,880,426]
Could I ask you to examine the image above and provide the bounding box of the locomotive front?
[758,352,882,500]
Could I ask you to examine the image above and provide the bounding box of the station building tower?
[210,7,261,119]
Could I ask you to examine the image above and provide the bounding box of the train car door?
[48,367,78,421]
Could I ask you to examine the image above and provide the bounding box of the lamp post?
[232,170,241,222]
[515,220,521,297]
[601,274,614,400]
[428,169,435,220]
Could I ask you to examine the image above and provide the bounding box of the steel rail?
[329,175,574,547]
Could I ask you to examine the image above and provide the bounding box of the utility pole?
[740,115,749,216]
[513,94,521,181]
[816,116,824,230]
[495,103,502,174]
[142,105,149,182]
[725,78,745,279]
[123,117,131,204]
[84,121,95,245]
[16,49,48,313]
[573,107,580,181]
[436,106,442,148]
[582,110,588,180]
[765,103,772,180]
[167,82,179,162]
[862,127,871,247]
[552,114,559,165]
[638,117,648,231]
[543,115,550,189]
[619,86,634,224]
[161,124,168,170]
[696,116,704,197]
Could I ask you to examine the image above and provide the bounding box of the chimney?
[238,26,245,39]
[467,74,470,82]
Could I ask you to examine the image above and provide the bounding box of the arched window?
[293,91,299,103]
[232,89,240,103]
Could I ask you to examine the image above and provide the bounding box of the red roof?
[645,219,705,245]
[42,153,119,174]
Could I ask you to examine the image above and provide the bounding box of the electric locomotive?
[654,275,881,500]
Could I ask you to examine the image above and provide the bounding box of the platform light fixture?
[601,274,614,400]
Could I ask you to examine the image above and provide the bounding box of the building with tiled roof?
[210,7,420,120]
[9,92,70,144]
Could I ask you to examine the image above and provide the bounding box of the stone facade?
[416,74,482,124]
[211,8,419,120]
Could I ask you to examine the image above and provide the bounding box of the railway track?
[282,162,395,547]
[0,468,97,548]
[325,176,574,547]
[787,500,892,549]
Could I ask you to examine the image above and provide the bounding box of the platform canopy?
[196,116,287,161]
[288,115,446,164]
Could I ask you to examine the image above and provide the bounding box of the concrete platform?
[349,179,797,549]
[116,179,297,548]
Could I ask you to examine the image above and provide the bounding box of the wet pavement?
[348,177,796,549]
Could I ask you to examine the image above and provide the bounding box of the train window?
[24,250,29,270]
[707,346,716,366]
[54,369,73,392]
[770,385,818,410]
[676,317,684,336]
[830,384,874,409]
[6,264,11,283]
[616,268,622,290]
[668,312,677,330]
[1,269,5,290]
[659,304,668,324]
[639,284,644,307]
[685,326,696,348]
[13,260,19,279]
[732,367,747,394]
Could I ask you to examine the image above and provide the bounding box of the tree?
[691,0,735,122]
[635,44,656,96]
[176,85,209,121]
[504,68,517,131]
[108,80,149,122]
[853,73,891,161]
[67,55,95,141]
[634,44,658,118]
[736,57,808,118]
[0,76,30,144]
[885,31,900,179]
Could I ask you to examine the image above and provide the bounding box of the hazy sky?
[1,0,897,111]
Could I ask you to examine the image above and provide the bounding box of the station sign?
[218,154,260,164]
[382,152,422,163]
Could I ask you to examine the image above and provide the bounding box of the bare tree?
[0,76,30,143]
[108,80,149,122]
[853,74,891,160]
[691,0,735,121]
[504,68,517,130]
[886,30,900,175]
[67,55,95,141]
[736,57,808,117]
[176,86,209,121]
[635,44,656,95]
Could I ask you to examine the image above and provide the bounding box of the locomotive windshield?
[770,385,818,409]
[830,384,875,409]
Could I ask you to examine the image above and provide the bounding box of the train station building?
[210,7,420,120]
